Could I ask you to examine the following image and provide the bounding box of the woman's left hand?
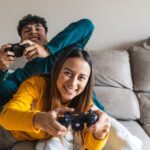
[89,109,111,140]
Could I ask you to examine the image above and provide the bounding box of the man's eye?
[36,28,42,31]
[23,29,30,33]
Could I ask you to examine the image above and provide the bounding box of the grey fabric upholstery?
[143,124,150,136]
[120,121,150,150]
[137,93,150,124]
[89,50,133,89]
[10,57,27,70]
[94,86,140,120]
[129,46,150,92]
[90,48,150,149]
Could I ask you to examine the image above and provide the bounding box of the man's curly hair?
[17,14,48,36]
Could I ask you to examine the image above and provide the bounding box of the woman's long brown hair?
[42,46,94,149]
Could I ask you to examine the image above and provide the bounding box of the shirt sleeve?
[0,76,41,132]
[45,19,94,55]
[0,70,7,81]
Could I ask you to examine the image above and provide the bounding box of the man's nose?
[30,27,37,34]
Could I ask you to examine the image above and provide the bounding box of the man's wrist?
[44,44,51,55]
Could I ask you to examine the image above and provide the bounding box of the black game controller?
[5,43,29,57]
[58,110,99,131]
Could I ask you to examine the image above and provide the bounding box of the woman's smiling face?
[57,57,91,104]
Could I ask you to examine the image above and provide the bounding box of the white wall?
[1,0,150,51]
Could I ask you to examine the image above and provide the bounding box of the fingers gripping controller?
[5,43,29,57]
[58,110,98,131]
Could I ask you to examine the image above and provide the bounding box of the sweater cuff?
[85,132,109,150]
[0,70,8,81]
[31,111,41,133]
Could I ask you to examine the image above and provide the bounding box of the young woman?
[0,46,110,150]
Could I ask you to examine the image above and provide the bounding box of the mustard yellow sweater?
[0,75,108,150]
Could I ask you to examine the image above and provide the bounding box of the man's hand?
[21,40,50,61]
[0,44,15,71]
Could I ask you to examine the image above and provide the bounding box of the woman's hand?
[33,107,74,136]
[89,109,111,140]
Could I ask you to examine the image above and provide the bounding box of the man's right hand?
[21,40,50,61]
[0,44,15,72]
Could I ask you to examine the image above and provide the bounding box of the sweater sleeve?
[84,131,109,150]
[0,76,42,132]
[45,19,94,55]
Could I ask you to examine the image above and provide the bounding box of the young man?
[0,14,104,111]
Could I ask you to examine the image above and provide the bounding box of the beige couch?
[89,47,150,150]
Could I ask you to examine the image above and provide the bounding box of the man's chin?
[31,39,40,44]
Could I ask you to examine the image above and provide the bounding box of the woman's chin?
[62,95,75,103]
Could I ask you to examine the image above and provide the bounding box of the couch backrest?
[9,56,27,70]
[89,48,150,136]
[89,50,140,120]
[128,46,150,136]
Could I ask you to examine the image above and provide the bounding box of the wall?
[0,0,150,51]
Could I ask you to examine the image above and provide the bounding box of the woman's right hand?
[33,107,74,136]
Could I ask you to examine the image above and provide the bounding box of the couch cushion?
[128,46,150,92]
[137,93,150,124]
[104,118,143,150]
[120,120,150,150]
[10,57,27,70]
[143,124,150,136]
[89,50,133,89]
[94,86,140,120]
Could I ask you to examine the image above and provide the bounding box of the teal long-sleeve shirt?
[0,19,104,111]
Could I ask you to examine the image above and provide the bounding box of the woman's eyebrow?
[64,68,73,72]
[64,68,89,77]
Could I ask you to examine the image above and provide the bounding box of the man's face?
[20,23,48,46]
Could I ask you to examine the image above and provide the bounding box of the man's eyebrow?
[23,26,30,29]
[35,24,43,27]
[22,26,31,31]
[23,24,43,29]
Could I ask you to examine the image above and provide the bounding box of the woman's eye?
[64,71,72,77]
[79,76,86,81]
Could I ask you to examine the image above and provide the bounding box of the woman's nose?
[69,77,78,87]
